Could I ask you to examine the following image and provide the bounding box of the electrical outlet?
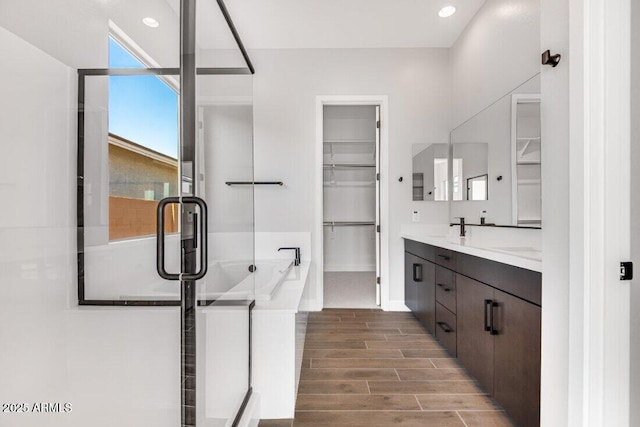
[412,211,420,222]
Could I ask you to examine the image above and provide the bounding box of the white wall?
[541,0,570,425]
[250,48,451,309]
[202,104,254,233]
[631,0,640,422]
[450,0,541,128]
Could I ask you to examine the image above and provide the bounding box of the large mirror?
[447,75,541,227]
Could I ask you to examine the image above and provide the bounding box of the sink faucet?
[452,217,466,237]
[278,247,301,266]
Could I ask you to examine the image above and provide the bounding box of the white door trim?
[569,0,631,424]
[315,95,390,311]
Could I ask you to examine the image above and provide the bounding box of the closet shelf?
[517,179,541,185]
[517,219,542,225]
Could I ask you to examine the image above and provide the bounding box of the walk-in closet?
[322,105,380,308]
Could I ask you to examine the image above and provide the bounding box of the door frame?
[314,95,390,311]
[567,0,631,424]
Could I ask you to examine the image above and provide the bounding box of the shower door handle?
[181,197,208,281]
[157,197,181,280]
[156,196,208,281]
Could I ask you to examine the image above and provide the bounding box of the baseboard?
[387,300,411,312]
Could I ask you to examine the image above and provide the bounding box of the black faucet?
[451,217,466,237]
[278,247,301,266]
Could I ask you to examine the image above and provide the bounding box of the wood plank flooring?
[259,309,515,427]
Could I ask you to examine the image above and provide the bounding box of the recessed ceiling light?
[438,6,457,18]
[142,17,160,28]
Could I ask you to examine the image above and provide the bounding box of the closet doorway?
[322,105,381,308]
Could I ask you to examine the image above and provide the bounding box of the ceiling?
[169,0,486,50]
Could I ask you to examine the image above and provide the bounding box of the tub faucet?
[450,217,466,237]
[278,247,301,266]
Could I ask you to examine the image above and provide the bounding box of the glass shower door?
[0,0,255,425]
[192,74,255,426]
[189,1,256,423]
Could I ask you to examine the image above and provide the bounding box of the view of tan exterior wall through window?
[108,133,179,240]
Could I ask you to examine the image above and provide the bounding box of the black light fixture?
[542,50,561,67]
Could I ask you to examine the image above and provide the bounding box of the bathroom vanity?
[403,233,541,427]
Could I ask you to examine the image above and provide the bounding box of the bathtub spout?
[278,247,300,266]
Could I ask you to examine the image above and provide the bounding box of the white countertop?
[401,226,542,273]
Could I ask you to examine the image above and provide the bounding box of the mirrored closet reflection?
[323,105,381,308]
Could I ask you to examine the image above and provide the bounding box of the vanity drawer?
[456,252,541,306]
[434,247,456,269]
[435,303,457,357]
[435,266,456,313]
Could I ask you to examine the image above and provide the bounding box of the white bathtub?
[151,259,293,301]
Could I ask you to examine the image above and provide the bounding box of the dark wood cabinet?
[435,265,456,314]
[404,248,435,335]
[435,302,457,355]
[404,239,541,427]
[493,289,541,427]
[456,274,541,427]
[416,260,435,335]
[456,274,495,394]
[404,253,419,313]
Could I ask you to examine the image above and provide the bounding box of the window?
[107,37,179,240]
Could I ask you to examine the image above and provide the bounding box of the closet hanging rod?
[323,163,376,169]
[323,221,376,226]
[225,181,284,186]
[323,139,376,144]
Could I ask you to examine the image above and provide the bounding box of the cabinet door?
[456,274,495,394]
[493,289,541,427]
[404,253,419,313]
[416,260,436,335]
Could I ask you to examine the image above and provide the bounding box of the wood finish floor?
[259,309,515,427]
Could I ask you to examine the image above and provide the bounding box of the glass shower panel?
[194,74,255,426]
[183,2,257,424]
[82,73,182,302]
[195,0,250,69]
